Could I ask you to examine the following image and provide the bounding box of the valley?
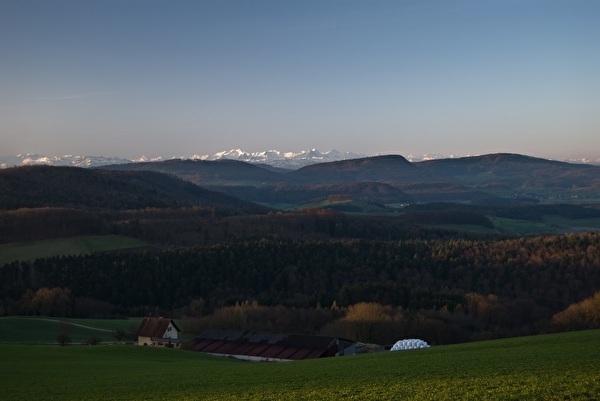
[1,152,599,346]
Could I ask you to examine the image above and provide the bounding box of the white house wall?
[162,322,178,339]
[138,336,153,346]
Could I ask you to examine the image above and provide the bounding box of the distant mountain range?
[195,149,367,168]
[0,149,365,170]
[3,153,600,244]
[0,154,134,169]
[101,153,600,207]
[2,149,598,170]
[0,165,265,212]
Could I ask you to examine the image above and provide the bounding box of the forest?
[1,163,600,345]
[1,233,599,344]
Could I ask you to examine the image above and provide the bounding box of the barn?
[135,317,182,347]
[191,329,356,362]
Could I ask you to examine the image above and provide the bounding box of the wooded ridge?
[2,233,599,342]
[104,153,600,206]
[1,155,599,344]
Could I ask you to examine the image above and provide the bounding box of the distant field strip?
[0,235,150,264]
[0,329,598,400]
[0,317,187,345]
[8,317,113,332]
[0,317,142,344]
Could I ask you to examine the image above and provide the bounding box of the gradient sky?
[1,0,598,160]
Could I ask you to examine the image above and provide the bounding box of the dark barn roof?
[136,317,180,337]
[191,329,353,361]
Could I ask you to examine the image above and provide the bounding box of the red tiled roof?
[192,330,346,361]
[200,340,224,353]
[259,344,287,359]
[136,317,180,338]
[276,346,302,360]
[224,341,257,355]
[245,342,271,357]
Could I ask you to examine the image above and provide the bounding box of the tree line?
[2,232,599,318]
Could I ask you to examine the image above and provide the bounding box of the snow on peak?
[406,153,450,162]
[0,149,366,169]
[133,155,168,163]
[0,154,133,168]
[2,150,598,170]
[205,148,364,168]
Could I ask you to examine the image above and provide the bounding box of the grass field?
[490,216,600,236]
[542,215,600,232]
[0,329,598,400]
[0,235,151,264]
[0,317,143,344]
[294,199,393,215]
[421,215,600,236]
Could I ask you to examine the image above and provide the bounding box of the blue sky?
[1,0,598,159]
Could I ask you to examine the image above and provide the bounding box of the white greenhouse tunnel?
[390,339,430,351]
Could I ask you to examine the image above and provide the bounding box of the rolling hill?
[1,327,598,400]
[211,182,413,206]
[415,153,600,189]
[104,159,283,186]
[0,165,267,211]
[288,154,418,184]
[103,153,600,207]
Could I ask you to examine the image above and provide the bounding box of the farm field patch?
[0,329,598,400]
[0,235,150,264]
[0,317,143,344]
[488,216,600,236]
[0,317,194,345]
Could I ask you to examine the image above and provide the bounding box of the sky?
[1,0,598,160]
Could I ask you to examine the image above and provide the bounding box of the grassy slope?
[0,317,195,345]
[490,216,600,236]
[0,317,144,344]
[420,216,600,236]
[294,199,392,214]
[0,235,150,264]
[0,330,598,400]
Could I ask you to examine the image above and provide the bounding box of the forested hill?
[2,233,599,343]
[287,155,417,183]
[415,153,600,189]
[101,153,600,206]
[103,159,283,186]
[0,165,268,212]
[104,153,600,189]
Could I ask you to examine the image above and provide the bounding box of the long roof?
[136,317,180,337]
[191,329,345,361]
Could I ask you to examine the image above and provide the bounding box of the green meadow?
[294,199,392,214]
[0,329,598,400]
[421,215,600,236]
[0,317,143,344]
[0,317,197,345]
[0,235,150,264]
[490,216,600,236]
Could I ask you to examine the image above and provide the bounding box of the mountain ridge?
[0,165,268,212]
[5,149,599,170]
[102,152,600,206]
[289,154,417,184]
[0,149,367,170]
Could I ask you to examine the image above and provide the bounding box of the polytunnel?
[390,339,430,351]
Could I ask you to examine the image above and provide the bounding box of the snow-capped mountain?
[193,149,366,168]
[0,154,132,169]
[405,153,452,162]
[0,149,366,170]
[564,157,600,165]
[404,153,600,165]
[2,150,598,169]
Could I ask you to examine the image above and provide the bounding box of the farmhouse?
[136,317,181,347]
[191,329,356,362]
